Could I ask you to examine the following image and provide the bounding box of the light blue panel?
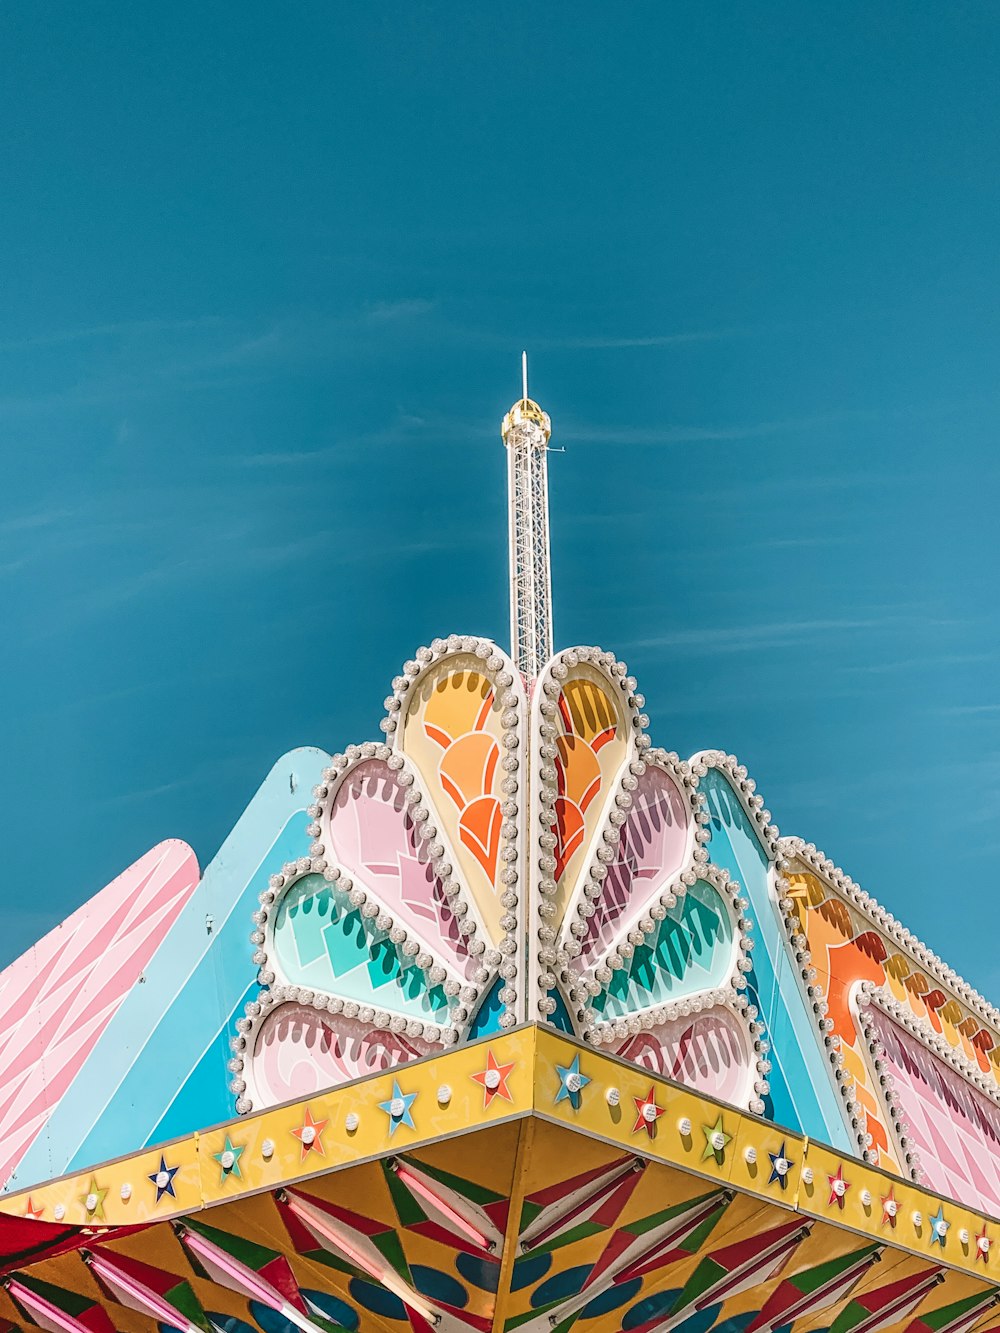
[700,768,851,1149]
[6,748,329,1190]
[147,979,257,1145]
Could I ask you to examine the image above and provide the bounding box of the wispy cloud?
[541,328,742,350]
[621,616,895,655]
[0,506,76,537]
[0,301,440,416]
[236,409,473,468]
[558,401,928,448]
[364,298,436,323]
[840,651,994,677]
[0,316,228,353]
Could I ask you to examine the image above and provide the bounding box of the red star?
[471,1049,516,1108]
[976,1224,991,1263]
[291,1106,328,1158]
[880,1188,898,1228]
[828,1165,850,1209]
[632,1086,665,1137]
[23,1197,44,1220]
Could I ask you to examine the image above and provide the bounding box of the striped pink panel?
[250,1002,436,1106]
[869,1006,1000,1214]
[614,1007,750,1107]
[0,840,200,1187]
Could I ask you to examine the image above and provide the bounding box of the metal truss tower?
[501,354,553,680]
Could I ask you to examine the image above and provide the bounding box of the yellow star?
[702,1114,732,1162]
[78,1175,108,1220]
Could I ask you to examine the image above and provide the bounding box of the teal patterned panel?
[590,879,734,1018]
[272,873,454,1021]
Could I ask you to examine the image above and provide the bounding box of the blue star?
[768,1142,794,1189]
[930,1205,949,1246]
[378,1079,417,1136]
[554,1054,591,1109]
[148,1154,179,1203]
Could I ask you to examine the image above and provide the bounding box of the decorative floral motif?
[234,642,762,1120]
[229,635,1000,1221]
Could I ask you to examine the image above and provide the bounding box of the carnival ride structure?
[2,373,999,1333]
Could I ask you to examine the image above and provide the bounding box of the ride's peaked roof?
[2,1027,1000,1333]
[5,634,1000,1227]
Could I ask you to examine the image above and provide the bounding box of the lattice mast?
[501,353,553,679]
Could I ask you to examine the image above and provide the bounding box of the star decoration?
[291,1106,328,1158]
[632,1085,665,1137]
[768,1142,794,1190]
[827,1165,850,1209]
[379,1079,418,1136]
[975,1224,990,1263]
[554,1055,591,1109]
[147,1154,179,1203]
[702,1115,732,1162]
[881,1189,898,1227]
[78,1175,108,1220]
[213,1135,245,1182]
[929,1204,949,1247]
[23,1197,44,1220]
[471,1049,516,1108]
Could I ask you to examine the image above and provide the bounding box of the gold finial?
[501,351,551,441]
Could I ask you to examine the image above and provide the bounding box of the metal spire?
[501,353,553,679]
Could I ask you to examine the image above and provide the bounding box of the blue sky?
[2,5,1000,992]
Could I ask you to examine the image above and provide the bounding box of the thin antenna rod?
[521,350,528,401]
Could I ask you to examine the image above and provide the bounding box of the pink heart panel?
[575,764,692,967]
[323,759,473,977]
[614,1006,750,1107]
[249,1002,436,1106]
